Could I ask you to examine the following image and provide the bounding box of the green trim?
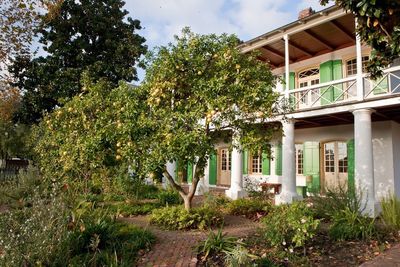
[275,143,282,176]
[209,153,217,185]
[332,60,343,101]
[347,139,355,194]
[262,151,271,175]
[242,150,248,175]
[303,142,320,193]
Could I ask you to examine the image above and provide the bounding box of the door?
[297,68,320,109]
[218,148,231,186]
[323,141,348,191]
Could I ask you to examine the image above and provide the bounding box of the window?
[250,154,262,174]
[297,68,320,106]
[338,142,348,173]
[295,144,304,175]
[221,149,231,171]
[324,143,335,173]
[346,56,369,76]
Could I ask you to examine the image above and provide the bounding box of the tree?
[321,0,400,78]
[139,29,279,210]
[0,0,61,77]
[10,0,147,124]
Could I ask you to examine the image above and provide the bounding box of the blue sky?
[123,0,327,82]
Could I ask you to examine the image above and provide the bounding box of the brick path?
[123,215,261,267]
[360,244,400,267]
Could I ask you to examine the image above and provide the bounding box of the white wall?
[392,122,400,197]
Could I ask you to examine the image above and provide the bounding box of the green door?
[209,153,217,185]
[303,142,320,193]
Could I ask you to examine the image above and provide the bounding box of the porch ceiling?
[294,104,400,129]
[257,13,356,68]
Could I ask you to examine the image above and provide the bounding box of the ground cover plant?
[226,198,271,220]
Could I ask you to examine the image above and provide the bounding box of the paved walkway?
[123,215,260,267]
[360,244,400,267]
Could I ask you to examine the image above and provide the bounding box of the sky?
[123,0,328,82]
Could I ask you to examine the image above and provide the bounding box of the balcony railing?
[280,66,400,111]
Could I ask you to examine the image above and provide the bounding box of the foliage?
[202,193,231,209]
[156,189,183,206]
[262,202,319,250]
[320,0,400,78]
[196,228,239,259]
[10,0,147,124]
[329,207,376,241]
[150,205,223,230]
[106,201,162,217]
[0,0,61,75]
[0,184,69,266]
[58,217,154,267]
[381,195,400,231]
[226,198,271,219]
[141,28,278,210]
[0,166,41,205]
[311,185,364,220]
[31,79,151,192]
[224,244,255,267]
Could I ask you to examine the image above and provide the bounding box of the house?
[166,5,400,217]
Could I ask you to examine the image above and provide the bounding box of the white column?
[226,134,246,200]
[276,119,301,204]
[164,161,177,189]
[353,108,377,217]
[284,34,290,100]
[355,18,364,101]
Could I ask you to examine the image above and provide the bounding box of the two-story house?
[166,5,400,217]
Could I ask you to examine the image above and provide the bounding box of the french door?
[323,141,348,191]
[218,148,231,186]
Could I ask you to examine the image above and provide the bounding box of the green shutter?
[320,61,334,105]
[332,60,343,101]
[347,139,355,194]
[285,72,296,108]
[303,142,320,193]
[209,153,217,185]
[275,143,282,176]
[262,151,270,175]
[187,162,193,183]
[242,150,248,175]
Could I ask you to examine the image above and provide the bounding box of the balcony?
[281,66,400,112]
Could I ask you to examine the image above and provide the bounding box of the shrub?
[262,201,319,250]
[381,195,400,231]
[329,208,376,241]
[107,201,161,217]
[58,218,154,266]
[156,189,183,206]
[203,193,231,209]
[224,244,254,267]
[226,198,271,219]
[311,185,364,220]
[150,205,223,230]
[196,228,238,259]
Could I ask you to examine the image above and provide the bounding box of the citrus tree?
[140,29,279,210]
[32,77,152,192]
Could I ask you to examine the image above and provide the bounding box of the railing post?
[355,18,364,101]
[284,34,290,100]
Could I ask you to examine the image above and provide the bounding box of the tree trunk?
[183,195,192,211]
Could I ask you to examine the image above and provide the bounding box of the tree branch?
[162,166,186,197]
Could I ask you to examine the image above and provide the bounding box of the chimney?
[298,7,315,20]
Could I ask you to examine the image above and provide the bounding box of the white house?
[167,6,400,217]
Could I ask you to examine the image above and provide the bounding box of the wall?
[392,122,400,197]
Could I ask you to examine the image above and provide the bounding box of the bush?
[107,201,161,217]
[202,193,231,209]
[156,189,183,206]
[329,208,376,241]
[150,205,223,230]
[311,185,364,220]
[196,228,238,258]
[224,244,254,267]
[381,195,400,231]
[58,218,155,266]
[262,201,319,250]
[226,198,271,219]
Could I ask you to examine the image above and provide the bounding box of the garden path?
[360,243,400,267]
[123,214,261,267]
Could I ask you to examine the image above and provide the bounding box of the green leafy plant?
[329,207,376,241]
[224,244,255,267]
[381,195,400,231]
[262,201,319,251]
[226,198,271,219]
[106,201,161,217]
[311,185,364,220]
[156,189,183,206]
[196,229,238,259]
[150,205,223,230]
